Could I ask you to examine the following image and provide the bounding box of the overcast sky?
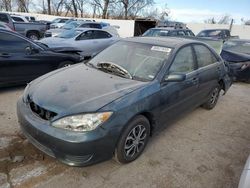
[155,0,250,23]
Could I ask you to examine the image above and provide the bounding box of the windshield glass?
[223,40,250,54]
[197,30,222,37]
[56,29,81,38]
[143,29,169,37]
[89,41,171,81]
[62,21,80,29]
[51,18,61,23]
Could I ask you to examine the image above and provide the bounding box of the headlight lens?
[52,112,113,132]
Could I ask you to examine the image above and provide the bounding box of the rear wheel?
[201,85,221,110]
[114,115,150,164]
[57,61,73,69]
[27,32,39,40]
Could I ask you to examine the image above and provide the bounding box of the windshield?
[223,40,250,54]
[56,29,81,39]
[197,30,222,37]
[89,41,171,81]
[143,29,169,37]
[51,18,61,23]
[62,22,80,30]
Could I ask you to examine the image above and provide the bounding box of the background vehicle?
[40,28,119,57]
[50,18,71,29]
[221,39,250,83]
[17,37,231,166]
[142,27,195,37]
[0,12,47,40]
[197,29,239,41]
[11,15,29,23]
[238,155,250,188]
[0,29,82,87]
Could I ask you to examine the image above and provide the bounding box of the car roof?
[123,37,201,48]
[75,27,103,31]
[150,27,190,31]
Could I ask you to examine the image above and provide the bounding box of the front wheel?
[201,85,221,110]
[114,115,150,164]
[57,61,73,69]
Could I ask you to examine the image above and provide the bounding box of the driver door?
[159,45,200,124]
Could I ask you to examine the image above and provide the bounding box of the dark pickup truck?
[0,12,47,40]
[196,29,239,41]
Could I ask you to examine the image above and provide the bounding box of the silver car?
[40,28,119,57]
[239,155,250,188]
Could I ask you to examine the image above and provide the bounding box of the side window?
[170,31,177,36]
[169,46,195,73]
[12,17,24,22]
[0,32,31,53]
[186,30,195,36]
[0,14,9,23]
[177,30,185,36]
[78,30,95,40]
[193,45,218,68]
[79,24,90,28]
[59,19,67,23]
[94,31,112,39]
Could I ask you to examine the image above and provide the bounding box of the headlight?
[52,112,113,132]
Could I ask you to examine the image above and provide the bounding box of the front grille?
[29,101,57,121]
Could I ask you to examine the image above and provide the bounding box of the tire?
[114,115,150,164]
[27,32,39,40]
[57,61,73,69]
[201,85,221,110]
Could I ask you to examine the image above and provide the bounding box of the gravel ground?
[0,83,249,188]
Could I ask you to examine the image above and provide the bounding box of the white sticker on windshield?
[151,46,172,53]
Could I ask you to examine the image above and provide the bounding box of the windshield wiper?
[97,61,132,79]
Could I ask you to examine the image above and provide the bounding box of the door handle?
[192,77,199,84]
[0,53,11,58]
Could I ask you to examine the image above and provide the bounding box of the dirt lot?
[0,83,249,188]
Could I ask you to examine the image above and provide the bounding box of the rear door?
[160,45,199,124]
[193,44,221,100]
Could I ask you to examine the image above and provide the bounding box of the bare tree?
[16,0,30,12]
[91,0,115,18]
[76,0,87,17]
[0,0,12,11]
[72,0,78,17]
[204,15,232,24]
[47,0,51,14]
[120,0,154,19]
[52,0,65,15]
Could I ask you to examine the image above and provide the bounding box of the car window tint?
[78,30,95,40]
[177,30,185,36]
[90,24,102,29]
[79,24,90,28]
[94,31,112,39]
[0,32,30,53]
[0,14,9,23]
[12,17,24,22]
[194,45,218,67]
[170,31,177,36]
[169,46,194,73]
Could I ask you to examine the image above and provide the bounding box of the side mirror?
[165,73,186,82]
[25,46,39,55]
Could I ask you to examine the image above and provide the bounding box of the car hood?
[28,64,146,117]
[40,37,74,48]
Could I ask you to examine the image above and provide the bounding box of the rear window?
[0,14,9,23]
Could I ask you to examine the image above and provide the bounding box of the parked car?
[0,21,12,31]
[40,28,119,57]
[50,18,71,29]
[0,29,83,87]
[17,37,231,166]
[0,12,47,40]
[11,15,29,23]
[238,155,250,188]
[221,39,250,83]
[142,27,195,37]
[44,21,85,37]
[45,21,119,38]
[196,29,239,41]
